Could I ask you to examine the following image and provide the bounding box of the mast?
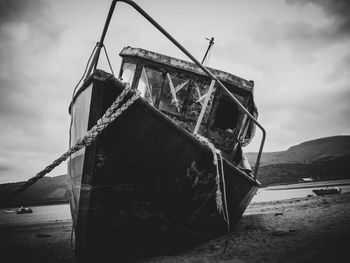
[201,37,214,65]
[85,0,117,79]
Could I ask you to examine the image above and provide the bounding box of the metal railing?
[86,0,266,178]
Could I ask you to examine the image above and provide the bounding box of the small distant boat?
[3,209,14,213]
[298,177,314,183]
[16,206,33,214]
[312,186,341,196]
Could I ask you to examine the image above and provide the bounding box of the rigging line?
[103,44,115,76]
[72,43,98,100]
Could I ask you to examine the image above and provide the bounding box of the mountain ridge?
[246,135,350,166]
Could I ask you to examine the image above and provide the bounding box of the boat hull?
[16,208,33,214]
[313,187,341,196]
[68,70,259,261]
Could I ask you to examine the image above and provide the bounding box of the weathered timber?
[69,70,259,261]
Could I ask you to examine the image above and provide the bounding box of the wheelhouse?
[119,46,257,162]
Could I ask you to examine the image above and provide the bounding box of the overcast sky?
[0,0,349,183]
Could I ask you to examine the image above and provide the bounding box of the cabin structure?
[119,47,257,164]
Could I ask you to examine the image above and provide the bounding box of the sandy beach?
[1,192,349,263]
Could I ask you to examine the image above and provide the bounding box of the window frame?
[119,57,251,133]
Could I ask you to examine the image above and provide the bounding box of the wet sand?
[1,193,350,263]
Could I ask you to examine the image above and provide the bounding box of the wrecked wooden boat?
[67,0,266,261]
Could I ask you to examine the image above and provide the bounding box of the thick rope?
[2,84,140,203]
[196,134,230,231]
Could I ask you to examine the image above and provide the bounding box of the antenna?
[201,37,214,65]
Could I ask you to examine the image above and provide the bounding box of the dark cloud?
[0,0,64,119]
[286,0,350,39]
[0,0,62,48]
[251,0,350,58]
[0,0,63,53]
[251,19,334,51]
[0,0,67,183]
[0,0,44,24]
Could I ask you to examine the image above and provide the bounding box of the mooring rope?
[2,83,140,203]
[195,134,230,231]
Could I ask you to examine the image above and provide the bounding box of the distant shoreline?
[265,178,350,190]
[0,199,69,209]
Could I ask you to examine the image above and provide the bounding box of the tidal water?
[0,203,71,226]
[1,179,349,226]
[252,179,350,203]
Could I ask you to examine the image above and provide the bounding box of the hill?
[246,135,350,165]
[247,135,350,186]
[256,154,350,186]
[0,175,69,208]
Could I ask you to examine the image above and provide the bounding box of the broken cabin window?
[137,67,163,106]
[212,95,239,133]
[158,73,189,114]
[121,62,136,86]
[186,80,214,122]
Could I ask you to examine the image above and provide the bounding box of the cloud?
[286,0,350,39]
[285,87,350,137]
[0,0,43,24]
[0,0,64,61]
[326,53,350,82]
[0,164,11,173]
[0,0,67,183]
[249,0,350,63]
[0,0,65,131]
[260,83,350,149]
[213,4,350,152]
[252,19,334,49]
